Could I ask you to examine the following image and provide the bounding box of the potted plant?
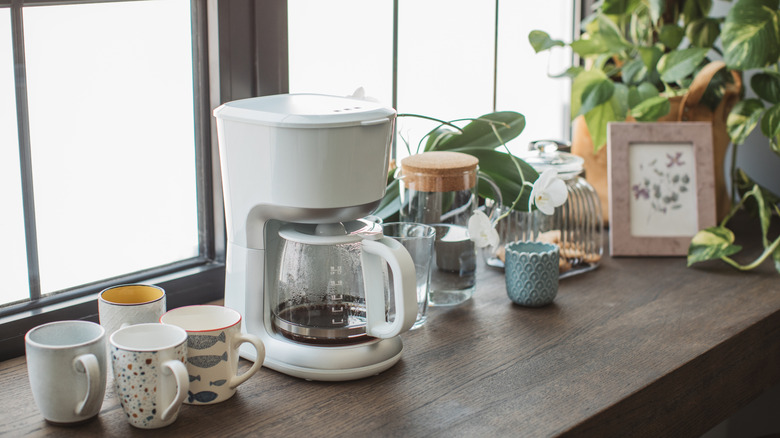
[688,0,780,273]
[374,111,540,221]
[530,0,742,221]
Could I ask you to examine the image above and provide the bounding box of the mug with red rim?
[160,305,264,404]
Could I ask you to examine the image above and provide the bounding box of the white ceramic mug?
[25,320,107,424]
[110,323,189,429]
[160,305,265,404]
[98,284,166,343]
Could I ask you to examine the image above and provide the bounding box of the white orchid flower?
[529,168,567,215]
[468,210,500,248]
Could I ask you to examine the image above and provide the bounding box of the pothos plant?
[529,0,736,151]
[374,112,567,243]
[687,0,780,273]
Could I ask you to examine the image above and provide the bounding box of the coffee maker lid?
[213,93,396,128]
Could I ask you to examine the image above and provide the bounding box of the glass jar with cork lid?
[398,151,501,306]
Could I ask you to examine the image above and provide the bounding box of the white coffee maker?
[213,93,418,381]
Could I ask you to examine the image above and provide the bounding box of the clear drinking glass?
[382,222,435,329]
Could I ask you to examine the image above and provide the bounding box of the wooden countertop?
[2,219,779,437]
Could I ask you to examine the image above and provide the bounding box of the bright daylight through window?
[1,0,199,308]
[288,0,574,160]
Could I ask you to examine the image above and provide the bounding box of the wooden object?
[607,122,718,256]
[1,216,779,437]
[400,151,478,192]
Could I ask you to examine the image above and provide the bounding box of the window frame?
[0,0,247,360]
[1,0,581,360]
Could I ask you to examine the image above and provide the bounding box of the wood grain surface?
[1,216,779,437]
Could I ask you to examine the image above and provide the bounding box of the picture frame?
[607,122,717,256]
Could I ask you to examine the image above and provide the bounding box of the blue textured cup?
[504,241,559,307]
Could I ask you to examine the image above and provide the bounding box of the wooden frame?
[607,122,717,256]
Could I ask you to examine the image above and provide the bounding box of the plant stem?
[397,113,465,133]
[721,235,780,270]
[730,141,738,202]
[488,123,533,223]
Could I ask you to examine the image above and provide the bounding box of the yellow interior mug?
[98,284,166,344]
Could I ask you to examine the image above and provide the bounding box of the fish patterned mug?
[160,305,265,404]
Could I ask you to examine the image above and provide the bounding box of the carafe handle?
[361,236,417,338]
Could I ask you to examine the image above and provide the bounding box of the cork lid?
[400,151,478,192]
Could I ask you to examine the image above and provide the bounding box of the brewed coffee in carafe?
[272,220,390,345]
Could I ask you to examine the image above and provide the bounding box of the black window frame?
[0,0,274,360]
[2,0,581,360]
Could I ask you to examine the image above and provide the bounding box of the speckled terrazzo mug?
[504,241,559,307]
[160,305,264,404]
[110,323,189,429]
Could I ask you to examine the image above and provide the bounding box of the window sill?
[0,262,225,361]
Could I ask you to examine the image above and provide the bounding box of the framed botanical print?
[607,122,717,256]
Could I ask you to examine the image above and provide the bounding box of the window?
[287,0,575,157]
[0,0,224,360]
[1,0,577,360]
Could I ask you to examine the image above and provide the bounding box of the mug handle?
[72,354,102,416]
[160,360,189,421]
[361,236,417,338]
[228,334,265,390]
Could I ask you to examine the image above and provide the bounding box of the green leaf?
[433,112,526,152]
[611,82,630,120]
[734,169,780,217]
[451,148,539,212]
[571,37,610,57]
[727,98,765,145]
[686,17,722,48]
[659,24,685,49]
[682,0,713,26]
[423,126,457,152]
[751,71,780,104]
[628,87,641,108]
[571,69,610,120]
[579,79,616,117]
[647,0,665,23]
[760,103,780,140]
[657,47,710,83]
[638,46,663,71]
[595,14,633,53]
[638,81,660,100]
[722,0,780,70]
[630,96,671,121]
[687,226,743,266]
[584,101,618,153]
[621,58,647,85]
[579,80,629,152]
[550,66,585,79]
[628,82,660,108]
[529,30,565,53]
[773,245,780,274]
[602,0,641,15]
[751,185,772,247]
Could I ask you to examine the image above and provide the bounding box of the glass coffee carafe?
[271,219,416,345]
